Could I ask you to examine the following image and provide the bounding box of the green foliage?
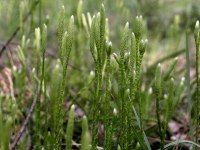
[58,5,66,59]
[55,14,74,148]
[104,42,112,150]
[1,1,200,150]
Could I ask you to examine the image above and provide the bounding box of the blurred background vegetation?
[1,0,199,92]
[1,0,200,67]
[1,0,200,48]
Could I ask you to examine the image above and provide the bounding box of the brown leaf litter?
[0,65,14,98]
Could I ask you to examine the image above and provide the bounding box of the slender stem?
[185,30,194,143]
[104,44,111,150]
[156,90,164,150]
[195,35,199,148]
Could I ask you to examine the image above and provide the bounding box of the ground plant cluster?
[0,0,200,150]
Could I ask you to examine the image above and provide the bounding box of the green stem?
[104,43,111,150]
[185,30,193,143]
[195,38,199,147]
[155,64,164,150]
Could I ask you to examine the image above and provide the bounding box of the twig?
[0,0,39,57]
[10,84,39,150]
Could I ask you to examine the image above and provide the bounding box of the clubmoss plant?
[49,59,62,146]
[127,32,136,149]
[40,24,47,100]
[129,18,146,143]
[117,145,121,150]
[3,1,200,150]
[154,61,178,150]
[129,38,148,149]
[82,13,90,36]
[141,87,153,119]
[105,18,110,41]
[16,35,30,109]
[16,36,28,68]
[81,116,90,150]
[89,4,106,149]
[91,12,101,148]
[58,5,66,61]
[174,77,185,107]
[129,33,136,80]
[89,9,149,149]
[104,42,112,150]
[132,39,147,90]
[87,12,92,27]
[66,105,75,150]
[35,24,47,148]
[56,15,74,147]
[118,22,129,149]
[133,16,144,41]
[40,24,48,147]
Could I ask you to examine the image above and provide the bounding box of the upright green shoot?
[56,15,74,147]
[194,20,200,148]
[90,4,106,149]
[104,42,112,150]
[58,5,66,63]
[155,63,163,149]
[35,24,47,149]
[41,24,48,147]
[185,29,193,144]
[119,22,129,149]
[81,116,90,150]
[66,105,75,150]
